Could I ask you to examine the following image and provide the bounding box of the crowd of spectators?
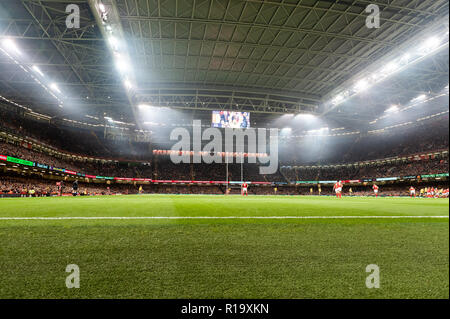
[280,116,449,166]
[0,108,150,161]
[282,156,449,181]
[0,107,448,195]
[1,138,286,182]
[0,140,154,178]
[0,175,142,196]
[2,172,447,197]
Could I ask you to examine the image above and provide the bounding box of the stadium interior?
[0,0,448,198]
[0,0,448,300]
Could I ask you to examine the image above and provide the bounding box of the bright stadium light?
[108,36,119,50]
[381,62,399,74]
[124,79,132,90]
[116,60,129,73]
[298,114,314,119]
[420,36,441,52]
[32,65,44,77]
[99,2,106,13]
[354,79,369,92]
[385,105,399,113]
[400,53,410,63]
[50,83,61,94]
[114,54,130,73]
[332,93,344,105]
[2,38,21,55]
[412,94,427,102]
[138,104,152,110]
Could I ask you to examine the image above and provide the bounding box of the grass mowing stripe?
[0,215,448,220]
[0,196,447,298]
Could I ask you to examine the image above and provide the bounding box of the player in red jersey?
[333,181,343,198]
[409,186,416,198]
[56,181,63,196]
[241,182,248,196]
[372,184,379,197]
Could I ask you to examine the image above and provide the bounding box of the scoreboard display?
[212,111,250,129]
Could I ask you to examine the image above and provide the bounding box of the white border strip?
[0,216,448,220]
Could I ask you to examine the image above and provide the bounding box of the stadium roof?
[0,0,448,128]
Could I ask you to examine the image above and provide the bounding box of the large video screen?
[212,111,250,129]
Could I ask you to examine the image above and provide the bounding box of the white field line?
[0,216,448,220]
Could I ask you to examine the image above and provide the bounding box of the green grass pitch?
[0,195,448,299]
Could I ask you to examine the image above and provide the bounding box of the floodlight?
[332,94,344,105]
[354,79,369,92]
[400,54,410,63]
[385,105,399,113]
[99,3,106,13]
[138,104,151,109]
[381,62,399,74]
[2,38,21,55]
[32,65,44,77]
[412,94,427,102]
[114,55,130,73]
[50,83,61,94]
[124,79,132,90]
[421,36,441,52]
[108,36,119,50]
[295,114,315,120]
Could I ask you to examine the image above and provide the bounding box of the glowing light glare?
[295,113,316,121]
[116,60,129,72]
[385,105,399,113]
[307,127,329,134]
[332,94,344,105]
[2,38,21,55]
[50,83,61,94]
[124,79,132,90]
[32,65,44,77]
[381,62,399,74]
[138,104,151,109]
[400,53,410,63]
[421,36,441,52]
[114,55,130,73]
[108,36,119,51]
[354,79,369,92]
[104,116,113,122]
[412,94,427,102]
[99,3,106,13]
